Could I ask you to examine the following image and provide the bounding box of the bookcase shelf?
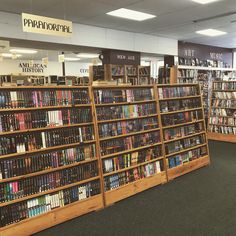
[156,84,210,180]
[0,86,104,234]
[208,81,236,143]
[93,85,167,205]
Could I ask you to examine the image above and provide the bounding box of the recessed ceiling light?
[1,53,22,58]
[64,57,81,61]
[191,0,220,4]
[106,8,156,21]
[77,53,99,58]
[10,48,38,54]
[196,29,227,36]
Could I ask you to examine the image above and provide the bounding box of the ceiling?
[1,0,236,48]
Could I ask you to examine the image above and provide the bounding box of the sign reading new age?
[22,13,72,37]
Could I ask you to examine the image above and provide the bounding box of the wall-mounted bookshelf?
[208,81,236,143]
[156,84,210,180]
[0,86,104,236]
[176,65,236,119]
[92,85,167,205]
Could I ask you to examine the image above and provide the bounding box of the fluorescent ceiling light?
[106,8,156,21]
[1,53,22,58]
[191,0,220,4]
[10,48,38,54]
[196,29,227,36]
[65,57,81,61]
[77,53,99,58]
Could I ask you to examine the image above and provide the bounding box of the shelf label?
[22,13,72,37]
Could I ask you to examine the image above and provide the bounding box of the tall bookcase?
[92,85,167,205]
[156,84,210,180]
[208,81,236,143]
[0,86,104,236]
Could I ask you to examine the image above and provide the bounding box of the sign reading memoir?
[22,13,72,37]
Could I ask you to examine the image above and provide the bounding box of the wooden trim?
[207,132,236,143]
[97,114,158,124]
[101,142,162,159]
[94,99,156,106]
[0,86,89,90]
[0,122,93,136]
[104,172,167,206]
[160,107,202,115]
[159,95,201,101]
[0,194,103,236]
[162,119,205,129]
[167,155,210,180]
[0,104,91,113]
[0,140,96,160]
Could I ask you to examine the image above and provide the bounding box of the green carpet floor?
[34,141,236,236]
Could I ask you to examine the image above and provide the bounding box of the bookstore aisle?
[33,141,236,236]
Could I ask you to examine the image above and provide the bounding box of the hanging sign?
[22,13,72,37]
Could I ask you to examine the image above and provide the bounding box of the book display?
[208,81,236,142]
[177,66,236,119]
[92,85,167,205]
[0,86,104,235]
[0,82,210,235]
[157,84,210,180]
[103,64,151,85]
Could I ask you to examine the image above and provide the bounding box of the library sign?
[22,13,72,37]
[19,62,47,73]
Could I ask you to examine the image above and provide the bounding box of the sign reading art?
[19,62,47,73]
[22,13,72,37]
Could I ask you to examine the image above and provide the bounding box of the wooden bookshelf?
[92,85,167,205]
[0,86,104,235]
[176,65,236,119]
[208,81,236,143]
[156,84,210,180]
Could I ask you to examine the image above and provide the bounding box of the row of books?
[208,125,236,135]
[163,122,204,141]
[165,134,206,155]
[93,89,153,104]
[104,160,163,191]
[102,146,162,173]
[178,69,195,79]
[209,117,236,126]
[161,110,203,127]
[160,98,201,113]
[126,67,137,76]
[211,108,232,117]
[158,86,198,99]
[100,131,161,156]
[0,108,92,132]
[168,146,207,169]
[98,117,158,138]
[96,103,156,121]
[0,180,100,227]
[212,99,236,108]
[111,66,125,76]
[139,67,150,76]
[0,144,96,179]
[0,90,90,109]
[213,92,236,100]
[213,82,236,90]
[0,126,94,156]
[0,162,98,203]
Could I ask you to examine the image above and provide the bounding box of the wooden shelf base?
[207,132,236,143]
[0,194,104,236]
[104,172,167,206]
[167,155,210,181]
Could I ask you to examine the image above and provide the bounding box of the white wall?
[0,11,178,56]
[0,59,91,76]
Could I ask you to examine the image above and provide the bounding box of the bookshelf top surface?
[157,83,199,87]
[92,85,153,89]
[0,85,89,90]
[178,65,236,71]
